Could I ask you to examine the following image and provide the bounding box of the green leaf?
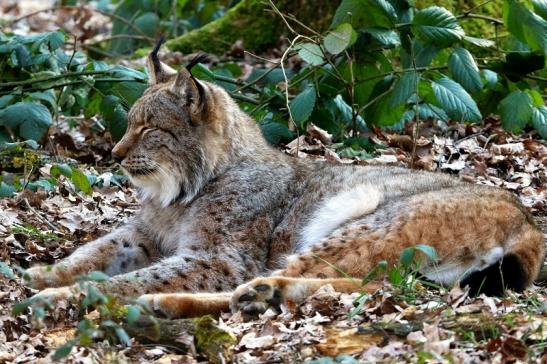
[532,105,547,138]
[363,28,400,47]
[0,102,52,141]
[431,77,481,122]
[533,0,547,20]
[504,0,547,52]
[86,271,110,282]
[324,23,357,55]
[26,90,57,109]
[12,300,32,315]
[414,244,438,262]
[412,6,464,47]
[0,182,16,198]
[115,327,132,346]
[297,43,324,66]
[498,90,533,133]
[125,305,141,325]
[289,85,317,126]
[135,12,160,37]
[463,35,495,48]
[51,163,73,178]
[390,71,418,107]
[332,0,396,29]
[0,95,15,108]
[260,123,295,145]
[53,340,76,360]
[0,262,16,280]
[71,168,92,195]
[399,247,416,268]
[112,81,147,105]
[100,95,127,141]
[448,48,483,94]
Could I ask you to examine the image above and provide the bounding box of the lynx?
[27,42,545,319]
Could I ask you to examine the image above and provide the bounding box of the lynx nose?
[112,150,124,163]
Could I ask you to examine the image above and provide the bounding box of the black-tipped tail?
[460,254,527,296]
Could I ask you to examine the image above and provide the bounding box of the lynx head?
[112,39,241,207]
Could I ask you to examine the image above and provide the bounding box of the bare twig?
[280,35,304,156]
[2,5,151,39]
[22,198,63,234]
[457,13,503,25]
[84,34,156,47]
[409,36,420,170]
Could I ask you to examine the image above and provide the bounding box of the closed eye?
[142,127,178,141]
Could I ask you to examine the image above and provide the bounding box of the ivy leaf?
[448,48,483,94]
[412,6,464,47]
[324,23,357,55]
[504,0,547,52]
[0,102,52,141]
[431,77,481,122]
[532,105,547,138]
[498,90,533,133]
[289,85,317,127]
[297,43,324,66]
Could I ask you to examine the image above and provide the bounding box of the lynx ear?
[147,37,177,84]
[172,53,209,119]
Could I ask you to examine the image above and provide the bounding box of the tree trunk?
[123,315,235,363]
[166,0,502,55]
[166,0,338,54]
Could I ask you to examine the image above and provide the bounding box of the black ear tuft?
[152,35,166,55]
[185,53,209,111]
[186,53,210,73]
[150,36,166,70]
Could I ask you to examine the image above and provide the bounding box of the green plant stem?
[355,65,547,87]
[457,13,503,25]
[0,78,142,96]
[211,74,262,94]
[0,71,117,89]
[229,93,260,104]
[233,64,281,93]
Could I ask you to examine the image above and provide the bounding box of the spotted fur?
[27,46,545,317]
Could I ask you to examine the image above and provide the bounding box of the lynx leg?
[26,225,159,290]
[230,276,381,320]
[137,292,232,318]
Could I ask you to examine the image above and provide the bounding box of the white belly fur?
[299,184,382,249]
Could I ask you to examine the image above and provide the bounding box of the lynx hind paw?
[230,278,284,320]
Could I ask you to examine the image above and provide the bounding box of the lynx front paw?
[31,286,79,306]
[230,278,284,320]
[25,265,59,290]
[137,294,173,318]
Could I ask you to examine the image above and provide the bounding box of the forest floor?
[1,115,546,363]
[1,2,547,363]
